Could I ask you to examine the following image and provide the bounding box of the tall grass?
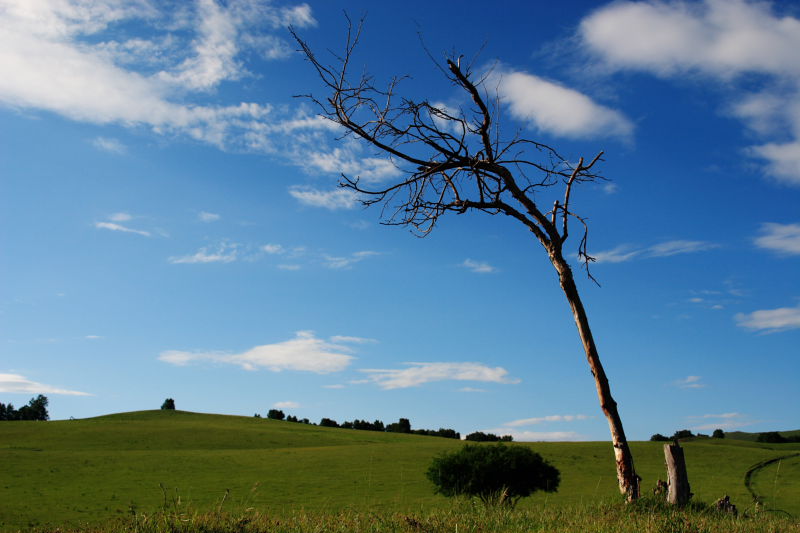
[22,498,800,533]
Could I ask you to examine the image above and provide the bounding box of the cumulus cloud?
[0,0,314,151]
[359,362,520,390]
[580,0,800,185]
[461,259,496,274]
[159,331,360,373]
[754,222,800,255]
[288,187,360,210]
[0,373,91,396]
[592,240,718,263]
[273,400,299,409]
[489,67,633,140]
[168,242,239,264]
[735,303,800,333]
[261,243,284,254]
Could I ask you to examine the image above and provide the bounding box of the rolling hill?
[1,410,798,530]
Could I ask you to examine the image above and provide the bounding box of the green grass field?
[1,410,798,531]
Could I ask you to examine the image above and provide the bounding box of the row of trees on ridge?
[0,395,49,421]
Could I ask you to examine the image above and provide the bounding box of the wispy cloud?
[674,375,706,389]
[735,303,800,333]
[159,331,361,373]
[580,0,800,185]
[198,211,220,222]
[489,66,633,140]
[592,240,718,263]
[688,412,753,431]
[0,373,91,396]
[754,222,800,255]
[168,242,238,264]
[503,414,592,427]
[95,221,151,237]
[91,136,126,154]
[261,244,284,254]
[323,384,345,389]
[484,429,586,442]
[459,387,486,393]
[289,187,360,210]
[85,335,102,340]
[323,251,380,270]
[359,362,520,390]
[273,401,299,409]
[461,259,497,274]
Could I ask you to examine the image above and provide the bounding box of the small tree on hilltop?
[712,429,725,439]
[427,443,559,507]
[161,398,175,410]
[267,409,285,420]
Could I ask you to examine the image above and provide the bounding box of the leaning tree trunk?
[551,252,640,501]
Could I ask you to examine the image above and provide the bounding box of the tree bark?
[664,443,691,506]
[551,253,640,501]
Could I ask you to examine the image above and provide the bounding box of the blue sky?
[1,0,798,441]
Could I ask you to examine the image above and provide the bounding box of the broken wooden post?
[664,442,691,506]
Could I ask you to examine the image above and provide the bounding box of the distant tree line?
[756,431,800,444]
[0,395,49,421]
[465,431,514,442]
[649,429,725,442]
[256,411,461,440]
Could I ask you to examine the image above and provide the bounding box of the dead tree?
[292,20,640,501]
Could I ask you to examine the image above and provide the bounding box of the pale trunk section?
[551,253,640,501]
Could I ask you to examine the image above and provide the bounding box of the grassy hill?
[726,429,800,442]
[1,410,798,531]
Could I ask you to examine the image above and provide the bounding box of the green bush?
[426,443,559,507]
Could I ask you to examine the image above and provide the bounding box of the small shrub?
[426,443,559,507]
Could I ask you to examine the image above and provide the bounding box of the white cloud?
[0,373,91,396]
[273,400,299,409]
[503,414,592,427]
[108,212,132,222]
[459,387,486,393]
[359,362,520,390]
[674,375,706,389]
[262,243,284,254]
[323,251,380,270]
[0,0,313,151]
[329,335,376,344]
[95,221,151,237]
[592,240,718,263]
[159,331,360,373]
[461,259,497,274]
[490,67,633,140]
[754,222,800,255]
[580,0,800,185]
[289,187,360,210]
[277,264,301,271]
[323,384,345,389]
[168,242,239,264]
[735,303,800,333]
[304,147,400,183]
[85,335,102,340]
[688,412,752,431]
[92,136,126,154]
[481,429,587,442]
[198,211,220,222]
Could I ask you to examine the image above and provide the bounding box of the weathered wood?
[664,443,691,506]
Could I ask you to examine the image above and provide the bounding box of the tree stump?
[664,442,691,506]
